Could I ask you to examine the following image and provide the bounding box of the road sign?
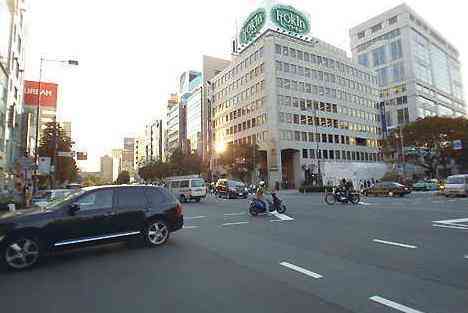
[453,140,463,151]
[58,151,74,157]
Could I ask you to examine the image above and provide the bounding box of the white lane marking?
[359,201,372,205]
[182,226,199,229]
[279,261,323,279]
[432,224,468,230]
[373,239,417,249]
[432,217,468,224]
[221,221,249,226]
[270,219,285,222]
[370,296,426,313]
[223,212,245,216]
[185,216,206,220]
[270,211,294,221]
[464,255,468,259]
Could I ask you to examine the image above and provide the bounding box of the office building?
[212,2,386,188]
[166,93,183,156]
[350,3,465,131]
[0,0,26,174]
[144,119,164,162]
[60,121,72,139]
[100,155,113,183]
[179,71,203,155]
[133,136,146,169]
[121,137,135,174]
[111,149,122,182]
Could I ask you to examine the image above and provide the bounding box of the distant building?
[121,137,135,174]
[350,3,465,130]
[166,93,183,156]
[100,155,113,183]
[133,136,146,170]
[111,149,122,182]
[60,121,72,139]
[144,119,164,163]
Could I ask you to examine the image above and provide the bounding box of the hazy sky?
[25,0,468,171]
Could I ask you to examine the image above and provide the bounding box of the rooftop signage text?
[271,5,310,35]
[240,8,266,45]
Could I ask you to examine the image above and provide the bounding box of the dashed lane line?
[370,296,426,313]
[372,239,418,249]
[223,212,245,216]
[184,216,206,220]
[432,224,468,230]
[270,211,294,221]
[279,261,323,279]
[221,221,249,226]
[182,226,199,230]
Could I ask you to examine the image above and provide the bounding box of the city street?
[1,192,468,313]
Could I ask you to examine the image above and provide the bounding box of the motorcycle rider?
[255,181,270,214]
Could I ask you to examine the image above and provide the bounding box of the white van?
[444,174,468,197]
[166,175,207,202]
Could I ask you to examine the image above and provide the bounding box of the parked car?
[166,175,207,202]
[444,174,468,197]
[412,179,439,191]
[32,189,74,208]
[215,179,249,199]
[363,182,411,197]
[0,185,183,270]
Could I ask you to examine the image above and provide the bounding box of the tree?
[82,175,103,187]
[115,171,130,184]
[38,122,79,185]
[218,143,260,182]
[383,117,468,177]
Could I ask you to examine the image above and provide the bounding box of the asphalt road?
[1,191,468,313]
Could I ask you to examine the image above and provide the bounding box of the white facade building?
[211,2,387,188]
[350,4,465,131]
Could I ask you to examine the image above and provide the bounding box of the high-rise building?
[99,155,113,183]
[60,121,72,139]
[111,148,122,182]
[133,136,146,170]
[144,119,164,163]
[0,0,27,172]
[212,2,386,188]
[121,137,135,174]
[350,4,465,131]
[166,93,183,156]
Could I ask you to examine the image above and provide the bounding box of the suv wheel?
[144,220,170,246]
[2,237,41,270]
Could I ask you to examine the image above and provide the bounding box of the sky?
[25,0,468,172]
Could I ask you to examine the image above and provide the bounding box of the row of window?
[379,95,408,107]
[279,129,380,149]
[214,64,265,102]
[214,80,265,115]
[224,113,268,136]
[375,62,405,87]
[277,95,380,122]
[213,97,265,126]
[214,46,264,89]
[355,28,401,53]
[358,39,402,68]
[275,60,376,96]
[276,77,377,109]
[357,15,398,40]
[301,148,382,162]
[278,112,381,136]
[379,83,407,98]
[223,131,268,146]
[385,108,409,127]
[274,43,376,84]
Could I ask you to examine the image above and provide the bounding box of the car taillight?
[175,203,183,216]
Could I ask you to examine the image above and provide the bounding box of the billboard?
[23,80,58,108]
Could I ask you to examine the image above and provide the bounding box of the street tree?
[38,122,79,185]
[384,116,468,177]
[115,171,130,184]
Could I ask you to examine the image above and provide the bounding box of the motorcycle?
[324,188,360,205]
[249,192,287,216]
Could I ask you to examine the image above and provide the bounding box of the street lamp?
[34,57,79,191]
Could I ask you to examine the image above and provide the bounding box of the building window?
[390,39,402,60]
[302,149,308,159]
[335,150,341,160]
[282,46,289,56]
[309,149,315,159]
[323,150,329,159]
[329,150,334,160]
[371,23,382,33]
[358,53,369,67]
[357,31,365,39]
[388,16,398,25]
[275,44,282,54]
[372,46,386,66]
[294,131,300,141]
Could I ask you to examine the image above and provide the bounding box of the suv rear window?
[448,176,465,184]
[116,188,148,209]
[144,187,174,206]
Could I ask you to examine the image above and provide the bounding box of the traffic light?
[76,152,87,160]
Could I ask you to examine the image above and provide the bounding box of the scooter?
[249,192,287,216]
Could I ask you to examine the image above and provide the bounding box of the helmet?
[259,181,265,187]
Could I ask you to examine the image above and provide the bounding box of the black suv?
[0,185,183,270]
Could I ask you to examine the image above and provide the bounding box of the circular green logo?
[240,8,266,45]
[271,5,310,35]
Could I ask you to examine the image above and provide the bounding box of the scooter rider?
[255,181,269,213]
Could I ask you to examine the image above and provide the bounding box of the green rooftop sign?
[271,5,310,35]
[240,8,266,45]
